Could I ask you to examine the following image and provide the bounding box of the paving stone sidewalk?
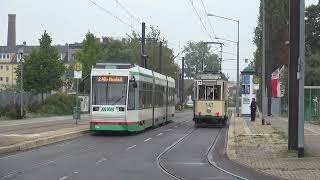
[227,115,320,180]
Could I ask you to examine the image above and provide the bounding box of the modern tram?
[193,71,229,127]
[90,63,175,132]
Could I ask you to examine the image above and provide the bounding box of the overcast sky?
[1,0,318,81]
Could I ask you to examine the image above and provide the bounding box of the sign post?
[74,62,83,124]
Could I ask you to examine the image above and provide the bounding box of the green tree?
[75,32,104,92]
[16,31,65,102]
[306,3,320,54]
[183,42,219,78]
[101,26,179,78]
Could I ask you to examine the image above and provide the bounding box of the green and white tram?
[193,71,229,127]
[90,63,175,132]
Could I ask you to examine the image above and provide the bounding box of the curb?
[225,116,287,180]
[0,129,90,155]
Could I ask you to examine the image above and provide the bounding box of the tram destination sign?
[96,76,124,83]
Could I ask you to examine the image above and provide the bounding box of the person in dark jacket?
[250,98,257,121]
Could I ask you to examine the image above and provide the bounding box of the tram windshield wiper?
[112,96,125,105]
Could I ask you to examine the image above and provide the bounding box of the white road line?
[156,133,163,136]
[126,145,137,151]
[144,138,152,142]
[73,172,79,174]
[96,158,107,164]
[59,176,68,180]
[174,126,178,128]
[305,127,320,135]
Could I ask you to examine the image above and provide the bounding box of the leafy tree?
[306,3,320,54]
[306,52,320,86]
[183,42,219,78]
[75,32,104,92]
[101,26,179,78]
[16,31,65,102]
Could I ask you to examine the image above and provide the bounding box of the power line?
[188,0,214,42]
[88,0,140,35]
[114,0,141,24]
[199,0,217,38]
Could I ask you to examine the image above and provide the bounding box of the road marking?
[171,162,206,165]
[144,138,152,142]
[59,176,68,180]
[162,129,173,132]
[305,127,320,135]
[73,172,79,174]
[126,145,136,151]
[0,170,19,179]
[31,160,55,168]
[96,157,107,164]
[174,126,178,128]
[156,133,163,136]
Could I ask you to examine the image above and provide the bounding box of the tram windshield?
[92,76,128,105]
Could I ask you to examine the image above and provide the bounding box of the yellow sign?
[74,62,83,71]
[252,76,260,84]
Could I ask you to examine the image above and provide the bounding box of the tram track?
[157,127,248,180]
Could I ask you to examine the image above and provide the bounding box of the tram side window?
[139,82,145,109]
[214,85,221,100]
[128,83,135,110]
[198,85,205,100]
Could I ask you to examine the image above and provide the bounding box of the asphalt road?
[0,112,277,180]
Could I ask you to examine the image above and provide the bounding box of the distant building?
[0,14,81,91]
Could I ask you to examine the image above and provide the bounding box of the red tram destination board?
[96,76,124,83]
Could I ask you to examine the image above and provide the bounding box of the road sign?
[74,70,82,79]
[74,62,83,71]
[252,76,260,84]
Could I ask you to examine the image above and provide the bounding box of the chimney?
[7,14,16,48]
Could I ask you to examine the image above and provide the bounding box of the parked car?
[185,100,194,108]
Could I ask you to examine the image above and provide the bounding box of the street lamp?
[17,45,24,119]
[207,13,240,116]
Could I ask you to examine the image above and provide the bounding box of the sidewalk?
[227,115,320,180]
[0,115,90,155]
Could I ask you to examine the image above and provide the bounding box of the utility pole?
[159,41,163,73]
[181,57,185,104]
[236,20,240,117]
[18,44,24,119]
[141,22,146,68]
[288,0,302,151]
[261,0,266,125]
[267,23,272,116]
[220,44,223,72]
[298,0,305,157]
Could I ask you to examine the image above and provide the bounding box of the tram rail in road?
[156,127,247,180]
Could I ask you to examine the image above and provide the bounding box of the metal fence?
[305,86,320,122]
[0,91,50,108]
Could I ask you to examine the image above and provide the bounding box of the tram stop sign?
[252,76,260,84]
[74,62,83,79]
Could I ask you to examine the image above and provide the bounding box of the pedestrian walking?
[250,98,257,121]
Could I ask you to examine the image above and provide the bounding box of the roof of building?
[241,66,256,74]
[0,44,69,54]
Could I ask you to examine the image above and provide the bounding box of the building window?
[0,66,3,70]
[6,66,9,71]
[2,54,5,59]
[5,77,9,82]
[0,77,2,81]
[7,54,9,59]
